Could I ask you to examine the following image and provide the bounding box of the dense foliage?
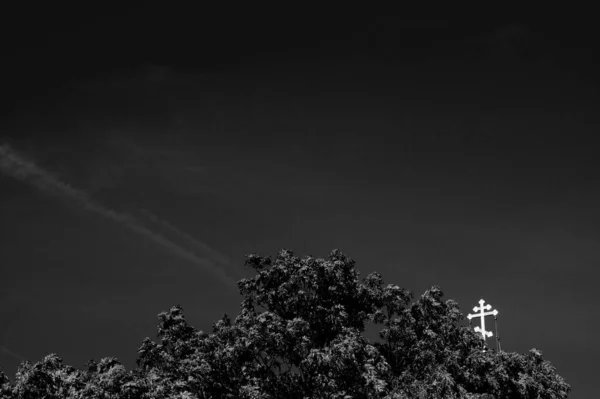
[0,249,570,398]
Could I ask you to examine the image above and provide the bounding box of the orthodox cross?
[467,299,500,350]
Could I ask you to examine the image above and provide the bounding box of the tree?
[0,368,12,398]
[0,249,571,398]
[134,249,571,398]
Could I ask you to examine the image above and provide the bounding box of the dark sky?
[1,8,599,398]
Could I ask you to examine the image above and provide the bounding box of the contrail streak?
[138,208,231,265]
[0,346,27,362]
[0,143,238,291]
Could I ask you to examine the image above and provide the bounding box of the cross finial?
[467,299,498,342]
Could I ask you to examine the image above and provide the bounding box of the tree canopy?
[0,249,571,398]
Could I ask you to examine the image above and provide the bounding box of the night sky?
[1,8,599,398]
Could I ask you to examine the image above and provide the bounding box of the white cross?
[467,299,498,341]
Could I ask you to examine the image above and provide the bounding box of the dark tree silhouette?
[0,249,570,398]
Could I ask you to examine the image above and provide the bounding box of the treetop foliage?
[0,249,570,398]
